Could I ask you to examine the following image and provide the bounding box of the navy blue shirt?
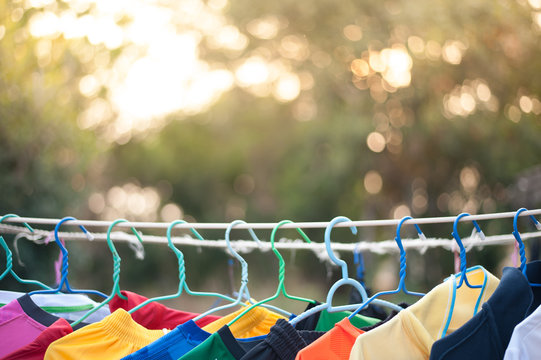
[430,266,535,360]
[240,319,325,360]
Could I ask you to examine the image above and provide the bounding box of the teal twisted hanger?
[0,214,52,290]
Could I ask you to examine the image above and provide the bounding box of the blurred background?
[1,0,541,313]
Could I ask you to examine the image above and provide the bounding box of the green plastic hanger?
[0,214,52,290]
[70,219,143,327]
[129,220,289,315]
[169,220,292,315]
[166,220,260,309]
[227,220,314,326]
[129,220,210,314]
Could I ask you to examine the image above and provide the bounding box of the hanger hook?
[452,213,484,288]
[512,208,541,275]
[166,220,204,287]
[167,220,204,252]
[395,216,425,291]
[0,214,34,233]
[51,217,93,289]
[270,220,311,289]
[325,216,357,279]
[107,219,143,299]
[225,220,260,285]
[0,214,35,274]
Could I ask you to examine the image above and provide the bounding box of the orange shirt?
[296,318,364,360]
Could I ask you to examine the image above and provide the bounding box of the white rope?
[1,223,540,255]
[2,209,541,230]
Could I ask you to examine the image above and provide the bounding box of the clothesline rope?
[2,208,541,230]
[1,223,540,255]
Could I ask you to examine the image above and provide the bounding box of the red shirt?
[109,290,221,330]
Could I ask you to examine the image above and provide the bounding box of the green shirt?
[314,309,379,331]
[179,331,239,360]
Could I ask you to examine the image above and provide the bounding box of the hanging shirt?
[202,304,286,338]
[0,318,72,360]
[359,303,409,332]
[109,290,221,329]
[314,309,379,332]
[241,319,325,360]
[0,294,64,357]
[296,302,409,360]
[180,319,325,360]
[503,302,541,360]
[120,319,210,360]
[179,327,239,360]
[290,301,321,330]
[348,267,500,360]
[502,261,541,360]
[122,301,320,360]
[44,309,166,360]
[0,290,110,323]
[520,260,541,315]
[296,318,364,360]
[429,267,532,359]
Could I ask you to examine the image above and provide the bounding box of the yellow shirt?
[202,304,286,338]
[349,267,500,360]
[44,309,165,359]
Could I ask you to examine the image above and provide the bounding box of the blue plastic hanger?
[348,215,426,318]
[440,213,489,337]
[290,216,402,327]
[29,216,107,298]
[0,214,52,290]
[192,220,268,321]
[70,219,143,327]
[512,207,541,287]
[452,213,486,289]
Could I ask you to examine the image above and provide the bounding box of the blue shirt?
[121,319,211,360]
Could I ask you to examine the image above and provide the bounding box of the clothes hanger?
[348,215,426,318]
[29,216,107,298]
[512,207,541,287]
[179,220,288,315]
[451,213,487,289]
[70,219,143,327]
[192,220,289,321]
[289,216,402,327]
[440,212,489,337]
[0,214,52,290]
[227,220,315,326]
[129,219,242,314]
[127,219,202,314]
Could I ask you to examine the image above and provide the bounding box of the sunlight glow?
[364,170,383,194]
[28,11,60,38]
[274,73,301,102]
[443,79,498,118]
[366,132,386,153]
[246,15,282,39]
[442,40,467,65]
[353,45,413,91]
[235,56,270,86]
[25,0,259,142]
